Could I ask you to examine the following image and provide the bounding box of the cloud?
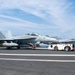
[0,0,75,38]
[0,9,47,24]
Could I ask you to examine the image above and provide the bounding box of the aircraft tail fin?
[6,31,13,39]
[0,31,6,40]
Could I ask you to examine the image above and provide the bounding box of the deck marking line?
[0,53,75,56]
[0,58,75,62]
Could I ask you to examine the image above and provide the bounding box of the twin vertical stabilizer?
[6,31,13,39]
[0,31,13,40]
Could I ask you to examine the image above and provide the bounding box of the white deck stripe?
[0,53,75,56]
[0,58,75,62]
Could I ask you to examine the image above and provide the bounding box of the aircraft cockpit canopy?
[31,33,39,36]
[26,33,39,36]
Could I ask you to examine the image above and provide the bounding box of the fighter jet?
[0,31,58,49]
[0,31,37,49]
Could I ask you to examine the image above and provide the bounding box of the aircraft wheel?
[32,44,36,50]
[17,46,20,49]
[7,47,11,49]
[54,46,58,51]
[64,46,71,51]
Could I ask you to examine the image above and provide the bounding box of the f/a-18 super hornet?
[0,31,58,49]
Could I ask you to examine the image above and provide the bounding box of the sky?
[0,0,75,39]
